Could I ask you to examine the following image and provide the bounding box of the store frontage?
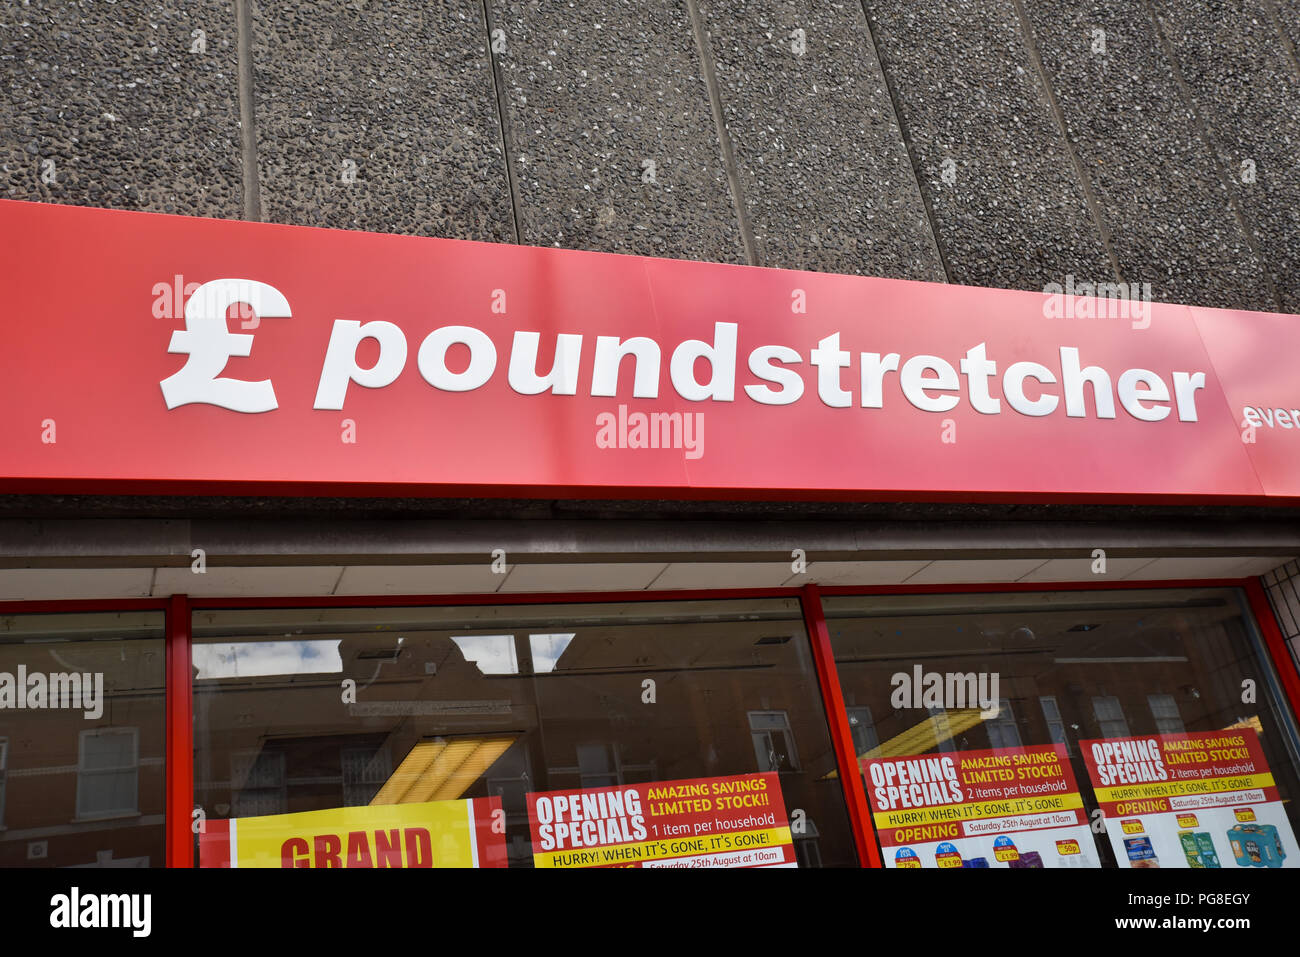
[3,582,1298,869]
[2,200,1300,870]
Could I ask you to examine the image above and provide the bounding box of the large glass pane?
[0,610,165,867]
[193,598,855,868]
[826,588,1300,870]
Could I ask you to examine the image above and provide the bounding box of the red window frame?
[2,575,1296,868]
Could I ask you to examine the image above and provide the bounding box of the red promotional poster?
[1080,728,1297,868]
[863,744,1095,868]
[526,773,795,868]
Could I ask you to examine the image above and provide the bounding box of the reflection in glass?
[0,611,165,867]
[192,599,856,867]
[826,588,1300,869]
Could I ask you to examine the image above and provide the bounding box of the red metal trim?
[817,578,1252,595]
[1243,578,1300,726]
[188,587,804,609]
[165,594,193,868]
[0,598,169,614]
[801,584,881,868]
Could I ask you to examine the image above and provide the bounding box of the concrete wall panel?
[695,0,944,279]
[251,0,513,240]
[487,0,744,261]
[1,1,242,217]
[1023,0,1275,310]
[861,0,1114,290]
[1148,0,1300,312]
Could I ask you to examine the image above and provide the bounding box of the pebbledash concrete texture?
[2,0,1296,312]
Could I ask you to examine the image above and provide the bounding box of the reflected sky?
[448,633,576,674]
[450,635,518,675]
[529,633,575,673]
[193,632,576,679]
[193,639,343,678]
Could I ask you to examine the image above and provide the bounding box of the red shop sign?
[2,199,1297,503]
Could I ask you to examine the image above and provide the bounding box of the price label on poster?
[863,744,1096,868]
[526,772,795,868]
[1081,728,1297,868]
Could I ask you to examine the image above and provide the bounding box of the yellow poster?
[199,796,505,868]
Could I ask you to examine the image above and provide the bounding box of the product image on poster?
[863,743,1096,868]
[198,796,506,868]
[526,772,795,868]
[1081,728,1297,869]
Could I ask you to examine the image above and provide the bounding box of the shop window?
[77,728,139,820]
[749,711,801,772]
[193,598,856,868]
[1039,696,1070,754]
[0,610,165,867]
[1148,694,1185,735]
[1092,696,1131,738]
[826,588,1300,870]
[985,698,1022,749]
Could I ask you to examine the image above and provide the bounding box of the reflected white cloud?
[450,635,518,675]
[529,633,575,673]
[194,639,343,678]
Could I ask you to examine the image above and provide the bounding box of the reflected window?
[1148,693,1185,735]
[341,746,391,806]
[795,818,823,868]
[1040,695,1069,754]
[231,751,285,817]
[577,743,618,788]
[985,698,1022,749]
[749,711,800,772]
[846,706,878,756]
[1092,695,1130,738]
[77,728,139,820]
[927,706,958,752]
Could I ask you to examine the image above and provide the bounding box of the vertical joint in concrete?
[683,0,759,267]
[235,0,262,221]
[1008,0,1124,286]
[1140,0,1284,312]
[1259,0,1300,81]
[479,0,523,246]
[856,1,953,284]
